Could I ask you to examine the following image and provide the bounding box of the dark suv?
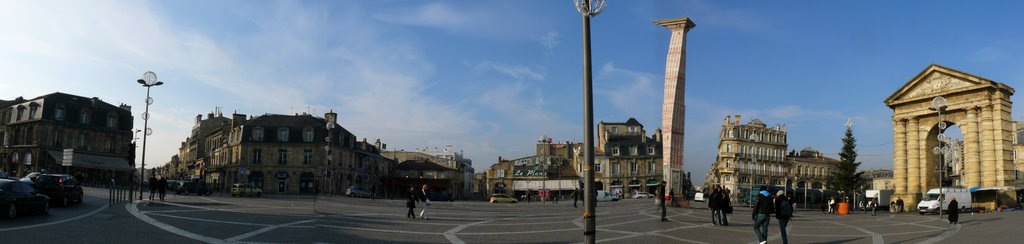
[34,174,84,206]
[176,182,212,196]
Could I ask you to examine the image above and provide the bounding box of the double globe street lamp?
[138,71,163,200]
[928,96,948,220]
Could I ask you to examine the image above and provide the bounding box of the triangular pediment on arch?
[884,64,1013,106]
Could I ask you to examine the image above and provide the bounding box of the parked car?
[0,179,50,218]
[489,193,518,203]
[231,183,263,197]
[346,186,373,198]
[20,172,43,183]
[167,180,184,193]
[34,174,84,206]
[176,182,212,196]
[596,190,619,202]
[633,192,654,199]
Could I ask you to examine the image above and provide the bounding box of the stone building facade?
[0,92,134,183]
[160,111,394,195]
[705,115,840,205]
[385,147,474,200]
[705,115,789,202]
[595,118,664,198]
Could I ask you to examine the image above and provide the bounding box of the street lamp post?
[575,0,605,243]
[929,96,948,220]
[137,71,163,201]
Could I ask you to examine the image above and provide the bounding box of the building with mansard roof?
[0,92,134,184]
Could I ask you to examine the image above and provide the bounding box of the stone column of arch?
[906,118,920,194]
[919,119,932,192]
[964,107,981,187]
[893,119,907,195]
[993,93,1014,185]
[981,104,996,187]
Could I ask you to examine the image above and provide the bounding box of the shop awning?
[48,150,132,171]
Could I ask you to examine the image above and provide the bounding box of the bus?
[744,185,838,209]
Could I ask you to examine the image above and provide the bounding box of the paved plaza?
[1,187,1020,243]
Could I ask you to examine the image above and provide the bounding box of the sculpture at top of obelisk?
[654,17,695,197]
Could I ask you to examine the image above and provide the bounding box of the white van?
[917,187,971,215]
[596,190,620,202]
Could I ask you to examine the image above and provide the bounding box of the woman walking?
[419,184,431,220]
[406,187,417,219]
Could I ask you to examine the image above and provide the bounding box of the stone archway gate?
[885,64,1018,209]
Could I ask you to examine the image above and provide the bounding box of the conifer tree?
[827,120,865,202]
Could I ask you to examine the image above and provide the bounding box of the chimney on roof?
[725,115,731,125]
[232,113,247,128]
[196,114,202,124]
[734,115,741,125]
[207,112,214,120]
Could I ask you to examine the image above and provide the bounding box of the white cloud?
[596,62,660,112]
[538,31,560,55]
[476,61,546,81]
[0,1,501,169]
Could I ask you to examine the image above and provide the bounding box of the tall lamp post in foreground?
[137,71,163,200]
[928,96,948,220]
[575,0,605,243]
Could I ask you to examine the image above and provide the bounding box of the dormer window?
[28,104,38,120]
[648,146,656,155]
[278,128,289,142]
[80,110,90,125]
[630,145,638,156]
[106,113,117,128]
[253,127,264,141]
[55,105,64,121]
[611,146,620,156]
[303,127,314,142]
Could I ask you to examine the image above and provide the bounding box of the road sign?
[62,149,73,166]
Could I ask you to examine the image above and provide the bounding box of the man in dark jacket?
[709,187,721,226]
[406,187,417,219]
[721,189,731,226]
[752,186,774,244]
[948,197,959,224]
[774,191,792,244]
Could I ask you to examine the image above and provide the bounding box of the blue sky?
[3,1,1024,185]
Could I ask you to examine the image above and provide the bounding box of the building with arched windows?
[0,92,134,183]
[705,115,839,205]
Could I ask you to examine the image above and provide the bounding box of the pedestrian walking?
[157,177,167,201]
[870,199,877,216]
[573,188,579,208]
[418,184,431,220]
[774,191,793,244]
[148,176,158,201]
[889,200,896,214]
[406,187,417,219]
[827,197,836,214]
[721,189,731,226]
[948,197,959,224]
[657,181,667,221]
[752,186,774,244]
[709,187,721,226]
[896,197,904,213]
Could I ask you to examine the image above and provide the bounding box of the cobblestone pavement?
[2,187,1019,243]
